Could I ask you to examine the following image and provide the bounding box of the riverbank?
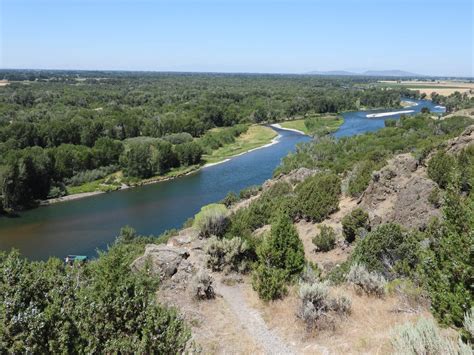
[41,125,280,205]
[275,114,344,135]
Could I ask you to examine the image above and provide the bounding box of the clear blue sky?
[1,0,473,76]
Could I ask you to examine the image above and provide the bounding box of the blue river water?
[0,99,445,259]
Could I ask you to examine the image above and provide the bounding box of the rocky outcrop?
[262,167,319,191]
[359,153,440,230]
[131,244,190,279]
[445,125,474,154]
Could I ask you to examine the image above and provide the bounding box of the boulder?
[131,244,189,279]
[167,228,199,247]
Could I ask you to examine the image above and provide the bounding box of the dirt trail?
[217,279,296,355]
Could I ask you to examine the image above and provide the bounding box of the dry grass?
[158,279,262,354]
[295,196,358,270]
[247,282,432,355]
[379,80,474,96]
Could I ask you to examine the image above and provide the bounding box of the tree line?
[0,71,412,214]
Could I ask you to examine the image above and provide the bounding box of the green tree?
[427,151,456,189]
[295,173,341,222]
[419,184,473,327]
[252,213,305,300]
[341,208,370,243]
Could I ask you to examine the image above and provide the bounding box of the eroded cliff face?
[358,153,440,231]
[359,125,474,231]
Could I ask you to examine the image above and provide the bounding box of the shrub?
[162,132,194,145]
[252,264,288,301]
[386,279,429,311]
[385,119,397,127]
[300,262,321,284]
[221,191,239,207]
[347,160,377,197]
[341,208,370,243]
[0,246,190,353]
[239,185,261,199]
[464,307,474,342]
[295,173,341,222]
[191,270,215,300]
[193,203,229,238]
[252,213,305,300]
[351,223,421,277]
[312,225,336,252]
[391,318,462,355]
[47,184,66,199]
[346,263,386,297]
[418,186,473,327]
[427,151,456,189]
[256,213,305,277]
[206,236,250,273]
[65,165,118,186]
[428,187,442,208]
[297,281,351,330]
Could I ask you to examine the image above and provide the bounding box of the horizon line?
[0,67,473,79]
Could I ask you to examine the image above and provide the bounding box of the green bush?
[191,269,215,300]
[252,213,305,300]
[418,186,473,327]
[427,151,456,189]
[206,236,250,273]
[252,264,288,301]
[257,213,305,277]
[298,281,351,330]
[221,191,239,207]
[0,243,190,353]
[347,160,378,197]
[346,263,386,297]
[312,225,336,252]
[193,203,229,238]
[391,318,468,355]
[341,208,370,243]
[295,173,341,222]
[428,187,442,208]
[351,223,421,278]
[239,185,261,199]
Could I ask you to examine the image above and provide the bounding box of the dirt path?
[217,280,295,355]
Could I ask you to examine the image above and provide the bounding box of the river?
[0,99,445,260]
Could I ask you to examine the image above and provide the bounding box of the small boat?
[64,255,88,265]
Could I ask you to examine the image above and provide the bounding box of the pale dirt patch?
[0,80,9,87]
[295,196,358,270]
[159,285,262,354]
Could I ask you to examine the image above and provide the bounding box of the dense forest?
[0,71,412,213]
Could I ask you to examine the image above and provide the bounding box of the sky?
[0,0,473,77]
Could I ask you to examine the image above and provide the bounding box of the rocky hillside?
[131,125,474,354]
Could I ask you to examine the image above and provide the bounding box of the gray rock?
[131,244,189,279]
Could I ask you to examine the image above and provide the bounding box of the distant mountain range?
[307,69,424,77]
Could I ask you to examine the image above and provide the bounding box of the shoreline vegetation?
[277,114,344,136]
[41,116,345,206]
[42,116,347,206]
[41,125,281,205]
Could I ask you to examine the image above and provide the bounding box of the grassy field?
[375,80,474,97]
[279,119,308,133]
[280,115,344,136]
[202,125,278,164]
